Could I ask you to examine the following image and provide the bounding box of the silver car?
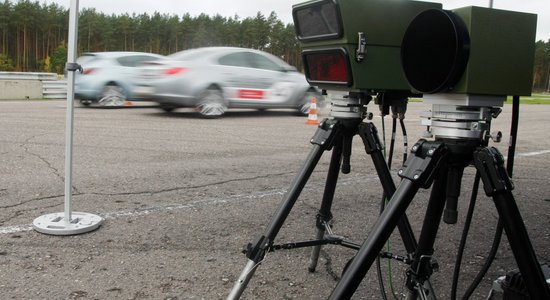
[134,47,322,117]
[75,51,166,107]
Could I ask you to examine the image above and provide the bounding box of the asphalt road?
[0,100,549,299]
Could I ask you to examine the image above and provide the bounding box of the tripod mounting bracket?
[244,235,271,262]
[65,62,83,73]
[358,122,383,154]
[310,119,340,150]
[398,140,447,188]
[328,92,370,119]
[315,212,333,230]
[474,147,514,196]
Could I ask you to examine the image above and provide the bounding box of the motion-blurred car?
[75,51,166,107]
[133,47,322,117]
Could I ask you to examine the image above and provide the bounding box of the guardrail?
[42,79,68,99]
[0,72,67,100]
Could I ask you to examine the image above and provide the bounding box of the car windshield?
[116,55,163,67]
[218,51,286,72]
[76,54,99,65]
[169,48,218,61]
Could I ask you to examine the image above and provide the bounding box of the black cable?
[451,172,481,300]
[462,220,504,299]
[387,117,397,168]
[376,97,409,300]
[507,96,520,177]
[453,97,520,299]
[376,114,396,300]
[463,97,520,297]
[399,118,408,163]
[377,213,390,300]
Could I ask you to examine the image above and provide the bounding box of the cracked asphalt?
[0,100,549,299]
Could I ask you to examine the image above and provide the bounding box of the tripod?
[228,93,550,299]
[228,92,429,299]
[327,98,550,299]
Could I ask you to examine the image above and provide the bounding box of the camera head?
[293,0,537,104]
[293,0,538,141]
[292,0,441,93]
[401,6,537,98]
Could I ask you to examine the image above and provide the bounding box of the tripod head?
[327,90,413,121]
[421,94,503,145]
[327,91,371,120]
[415,94,505,225]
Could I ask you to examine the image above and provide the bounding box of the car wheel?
[98,84,126,107]
[160,104,176,112]
[79,99,92,107]
[196,87,226,118]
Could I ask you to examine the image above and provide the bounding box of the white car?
[75,51,166,107]
[134,47,322,117]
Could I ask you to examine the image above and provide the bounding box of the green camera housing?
[293,0,441,92]
[401,6,537,96]
[453,7,537,96]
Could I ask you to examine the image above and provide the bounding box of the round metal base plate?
[33,212,104,235]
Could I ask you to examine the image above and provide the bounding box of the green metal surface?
[452,6,537,96]
[296,0,441,91]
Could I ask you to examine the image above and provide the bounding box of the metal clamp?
[473,147,514,196]
[65,62,83,73]
[356,32,366,62]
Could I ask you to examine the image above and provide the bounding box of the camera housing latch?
[355,32,366,62]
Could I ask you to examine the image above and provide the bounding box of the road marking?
[503,150,550,160]
[6,145,547,237]
[0,175,380,235]
[0,224,33,234]
[516,150,550,157]
[0,189,285,235]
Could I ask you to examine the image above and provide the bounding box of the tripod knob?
[490,131,502,143]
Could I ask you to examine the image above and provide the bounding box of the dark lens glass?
[294,0,342,41]
[304,50,350,85]
[401,9,470,93]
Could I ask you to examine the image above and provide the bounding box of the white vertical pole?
[64,0,79,223]
[33,0,104,235]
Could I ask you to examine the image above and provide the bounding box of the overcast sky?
[42,0,550,41]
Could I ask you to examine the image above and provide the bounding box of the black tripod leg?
[359,122,434,296]
[329,140,446,300]
[405,166,448,298]
[228,119,341,299]
[228,144,325,299]
[309,138,344,272]
[474,147,550,299]
[359,122,418,253]
[330,179,421,300]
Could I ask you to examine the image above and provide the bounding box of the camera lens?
[401,9,470,94]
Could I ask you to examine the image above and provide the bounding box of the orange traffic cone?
[305,97,320,125]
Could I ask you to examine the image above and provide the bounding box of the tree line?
[0,0,301,73]
[533,40,550,92]
[0,0,549,93]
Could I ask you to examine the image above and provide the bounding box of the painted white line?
[0,189,286,235]
[2,147,546,236]
[0,175,395,235]
[102,189,287,220]
[504,150,550,160]
[517,150,550,157]
[0,224,33,234]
